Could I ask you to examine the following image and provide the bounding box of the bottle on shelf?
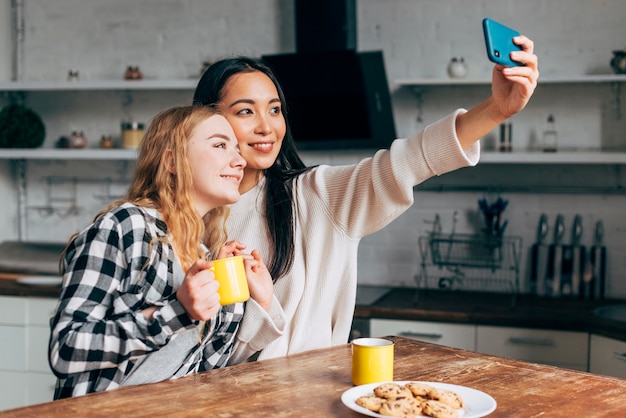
[542,114,558,152]
[499,123,512,152]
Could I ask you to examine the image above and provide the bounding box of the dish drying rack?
[415,214,522,306]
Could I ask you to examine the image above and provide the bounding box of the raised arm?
[456,35,539,149]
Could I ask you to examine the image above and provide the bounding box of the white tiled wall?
[0,0,625,298]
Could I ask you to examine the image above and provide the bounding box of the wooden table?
[3,336,626,417]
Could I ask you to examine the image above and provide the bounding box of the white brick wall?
[0,0,625,298]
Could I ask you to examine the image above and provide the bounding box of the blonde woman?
[49,105,285,399]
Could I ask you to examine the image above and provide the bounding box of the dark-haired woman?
[193,35,539,363]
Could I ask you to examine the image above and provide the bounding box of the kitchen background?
[0,0,625,298]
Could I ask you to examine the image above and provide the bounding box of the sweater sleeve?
[300,109,479,238]
[226,295,286,365]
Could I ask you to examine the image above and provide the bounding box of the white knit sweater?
[227,109,479,363]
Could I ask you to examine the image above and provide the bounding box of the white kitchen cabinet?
[370,318,476,351]
[0,296,57,411]
[589,334,626,379]
[476,325,588,371]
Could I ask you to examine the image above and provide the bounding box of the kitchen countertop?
[2,274,625,342]
[0,272,62,298]
[355,287,626,342]
[3,335,626,417]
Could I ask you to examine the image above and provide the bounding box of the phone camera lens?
[494,50,500,58]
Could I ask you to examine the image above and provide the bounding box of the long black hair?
[193,56,314,281]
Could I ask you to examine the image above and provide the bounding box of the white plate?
[341,381,496,418]
[16,276,62,287]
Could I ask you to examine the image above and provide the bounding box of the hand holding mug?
[177,259,221,321]
[242,249,274,312]
[217,240,247,258]
[217,241,274,312]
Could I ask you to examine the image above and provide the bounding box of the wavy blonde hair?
[126,105,229,270]
[63,105,229,273]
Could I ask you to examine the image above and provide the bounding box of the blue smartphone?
[482,18,524,67]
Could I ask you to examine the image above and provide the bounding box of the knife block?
[590,245,606,299]
[546,244,587,298]
[530,242,549,296]
[559,244,586,297]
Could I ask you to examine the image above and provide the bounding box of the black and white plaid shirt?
[49,203,244,399]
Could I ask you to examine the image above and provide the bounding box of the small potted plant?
[0,104,46,148]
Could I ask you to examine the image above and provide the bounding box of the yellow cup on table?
[210,255,250,305]
[351,337,395,385]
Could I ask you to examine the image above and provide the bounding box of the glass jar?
[121,122,144,149]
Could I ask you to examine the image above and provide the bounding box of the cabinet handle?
[612,352,626,362]
[508,337,554,346]
[399,332,443,340]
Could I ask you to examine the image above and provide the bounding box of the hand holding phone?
[482,18,524,67]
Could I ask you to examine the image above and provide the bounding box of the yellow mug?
[351,337,394,386]
[210,255,250,305]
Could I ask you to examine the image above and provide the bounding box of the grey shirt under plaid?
[49,203,244,399]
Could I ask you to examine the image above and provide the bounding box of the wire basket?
[428,233,505,269]
[416,233,522,303]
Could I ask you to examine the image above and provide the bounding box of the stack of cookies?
[355,382,463,418]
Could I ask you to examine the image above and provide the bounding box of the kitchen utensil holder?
[26,175,130,219]
[415,232,522,307]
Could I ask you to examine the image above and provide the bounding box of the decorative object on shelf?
[55,136,71,148]
[99,135,114,149]
[610,49,626,74]
[67,69,80,81]
[542,114,558,152]
[70,131,87,148]
[121,121,144,149]
[0,104,46,148]
[124,65,143,80]
[447,57,468,79]
[499,123,512,152]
